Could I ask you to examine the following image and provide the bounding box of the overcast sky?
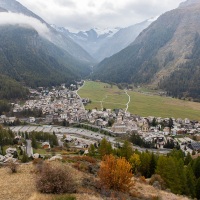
[17,0,185,32]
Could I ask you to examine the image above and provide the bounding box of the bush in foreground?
[7,160,18,173]
[36,161,77,194]
[149,174,166,190]
[98,154,133,192]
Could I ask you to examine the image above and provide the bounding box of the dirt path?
[100,95,108,110]
[124,90,131,113]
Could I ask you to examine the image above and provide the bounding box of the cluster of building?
[12,84,88,124]
[2,83,200,153]
[87,108,200,135]
[7,85,200,137]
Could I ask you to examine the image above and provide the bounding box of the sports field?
[78,81,200,120]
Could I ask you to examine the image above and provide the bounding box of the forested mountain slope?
[92,0,200,100]
[0,0,93,91]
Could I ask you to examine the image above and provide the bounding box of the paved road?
[75,81,85,110]
[11,125,171,154]
[26,140,33,157]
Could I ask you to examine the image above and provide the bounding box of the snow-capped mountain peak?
[92,27,121,37]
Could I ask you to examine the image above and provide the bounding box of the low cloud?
[56,0,76,7]
[0,12,50,39]
[17,0,185,31]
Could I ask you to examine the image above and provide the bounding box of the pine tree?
[120,140,133,160]
[196,177,200,199]
[185,165,196,198]
[151,118,157,127]
[31,135,38,149]
[21,151,29,163]
[192,157,200,179]
[98,138,112,158]
[184,152,192,165]
[88,144,96,157]
[149,153,157,177]
[139,152,151,177]
[156,156,182,194]
[168,118,174,133]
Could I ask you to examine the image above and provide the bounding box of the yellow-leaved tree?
[129,153,141,174]
[98,154,133,192]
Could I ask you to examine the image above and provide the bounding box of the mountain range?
[92,0,200,101]
[52,19,155,62]
[0,0,199,101]
[0,0,94,91]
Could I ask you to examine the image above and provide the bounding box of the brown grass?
[0,163,190,200]
[0,164,35,200]
[76,194,103,200]
[0,163,83,200]
[132,177,189,200]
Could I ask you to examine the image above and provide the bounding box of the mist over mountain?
[0,6,7,12]
[0,0,93,90]
[0,0,45,23]
[0,0,94,62]
[92,0,200,100]
[51,26,120,61]
[53,19,155,62]
[94,19,157,61]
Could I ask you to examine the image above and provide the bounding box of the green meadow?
[78,81,200,120]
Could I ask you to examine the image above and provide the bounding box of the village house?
[42,142,51,149]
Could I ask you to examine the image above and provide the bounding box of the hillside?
[0,25,88,87]
[0,0,94,64]
[0,0,93,88]
[0,162,189,200]
[0,74,28,99]
[92,0,200,100]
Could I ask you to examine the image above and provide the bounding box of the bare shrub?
[139,176,147,184]
[36,161,77,194]
[7,160,18,173]
[149,174,166,190]
[32,158,44,173]
[74,156,96,164]
[73,162,88,172]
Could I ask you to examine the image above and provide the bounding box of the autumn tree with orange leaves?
[98,154,133,192]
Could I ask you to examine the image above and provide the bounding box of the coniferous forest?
[160,33,200,101]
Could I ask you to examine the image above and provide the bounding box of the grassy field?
[78,81,200,120]
[78,81,128,110]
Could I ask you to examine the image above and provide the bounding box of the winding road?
[124,90,131,113]
[100,95,108,110]
[75,81,85,110]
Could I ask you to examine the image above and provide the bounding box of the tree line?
[89,138,200,198]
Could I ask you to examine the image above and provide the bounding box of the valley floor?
[78,81,200,120]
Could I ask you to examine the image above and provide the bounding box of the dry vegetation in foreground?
[0,160,190,200]
[132,178,189,200]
